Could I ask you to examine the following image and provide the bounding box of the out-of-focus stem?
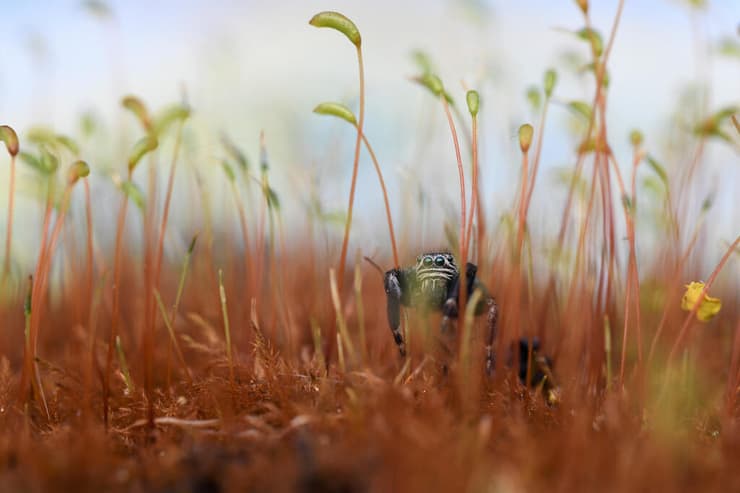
[440,96,468,339]
[359,132,399,268]
[3,156,16,282]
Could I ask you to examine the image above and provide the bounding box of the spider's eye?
[434,256,445,266]
[423,257,433,266]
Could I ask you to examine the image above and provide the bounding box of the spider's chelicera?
[383,252,499,373]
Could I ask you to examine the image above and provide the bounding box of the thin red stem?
[441,96,467,337]
[360,133,399,269]
[666,236,739,366]
[523,100,550,219]
[329,45,365,368]
[104,180,131,429]
[336,47,365,294]
[465,116,480,264]
[144,121,185,425]
[537,0,625,330]
[647,225,702,364]
[84,180,94,310]
[18,186,54,404]
[3,155,16,281]
[726,316,740,415]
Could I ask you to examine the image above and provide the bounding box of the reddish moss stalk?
[465,114,481,265]
[3,155,16,282]
[440,96,468,339]
[329,45,366,368]
[360,133,399,269]
[20,176,82,415]
[512,138,531,354]
[665,235,739,367]
[522,100,550,234]
[628,149,643,365]
[144,120,185,425]
[18,186,54,406]
[83,180,94,322]
[537,0,625,330]
[646,225,702,364]
[726,316,740,415]
[104,179,131,429]
[254,178,267,314]
[335,47,365,293]
[604,151,638,384]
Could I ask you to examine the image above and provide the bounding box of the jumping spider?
[383,252,499,373]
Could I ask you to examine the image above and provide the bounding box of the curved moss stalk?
[3,155,16,282]
[464,92,482,265]
[440,95,469,337]
[666,235,738,366]
[537,0,625,331]
[647,220,703,364]
[84,271,106,423]
[627,148,643,367]
[17,149,60,409]
[17,192,51,408]
[164,234,197,385]
[103,187,130,429]
[83,179,94,316]
[359,133,399,268]
[155,289,192,384]
[22,275,49,419]
[218,269,236,391]
[0,125,18,283]
[249,143,267,320]
[522,70,555,234]
[309,11,365,367]
[512,124,533,353]
[144,117,186,424]
[604,150,641,384]
[516,124,533,259]
[104,135,157,429]
[335,44,365,311]
[411,74,469,334]
[313,102,399,268]
[23,163,88,412]
[728,317,740,415]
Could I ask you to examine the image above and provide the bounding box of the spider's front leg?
[440,262,478,334]
[384,269,407,357]
[440,263,499,374]
[484,295,498,375]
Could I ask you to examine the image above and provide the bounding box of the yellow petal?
[681,281,722,322]
[696,295,722,321]
[680,281,704,311]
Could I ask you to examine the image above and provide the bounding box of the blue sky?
[0,0,738,264]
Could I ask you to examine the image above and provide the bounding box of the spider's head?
[415,252,457,285]
[412,252,457,306]
[415,252,456,272]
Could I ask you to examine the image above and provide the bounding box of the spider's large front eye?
[423,257,433,266]
[434,256,445,266]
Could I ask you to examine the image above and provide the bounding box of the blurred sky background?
[0,0,738,270]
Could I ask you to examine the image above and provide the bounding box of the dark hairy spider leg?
[383,269,406,357]
[441,262,477,334]
[485,296,499,375]
[440,282,459,335]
